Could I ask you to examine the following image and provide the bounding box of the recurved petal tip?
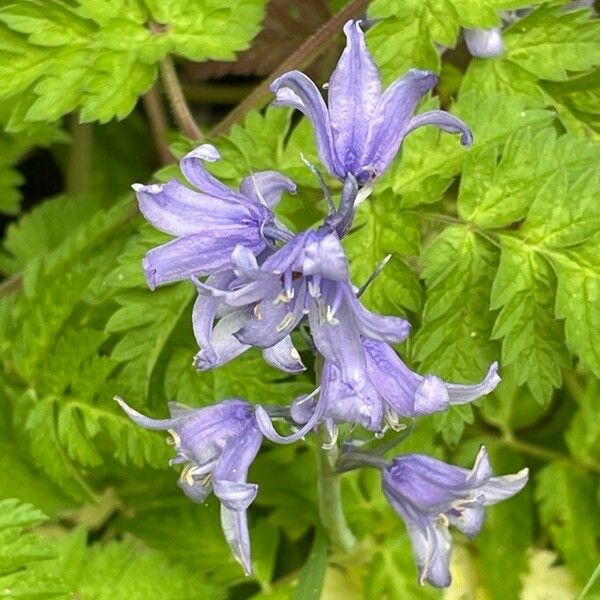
[182,143,221,163]
[115,396,174,430]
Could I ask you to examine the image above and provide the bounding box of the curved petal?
[444,362,500,405]
[482,468,529,505]
[270,70,340,177]
[262,336,305,373]
[192,272,235,363]
[414,375,450,416]
[404,110,473,147]
[239,171,296,208]
[302,232,349,281]
[464,28,504,58]
[220,506,253,576]
[347,290,411,342]
[193,308,253,370]
[410,521,453,587]
[328,21,382,174]
[133,179,253,237]
[180,144,244,201]
[143,231,263,289]
[308,298,366,389]
[255,386,325,444]
[115,396,175,430]
[362,69,438,177]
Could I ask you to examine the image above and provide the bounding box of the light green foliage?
[0,498,66,598]
[345,192,422,316]
[413,226,498,442]
[462,4,600,135]
[0,0,268,127]
[0,1,599,597]
[491,236,567,404]
[536,462,600,586]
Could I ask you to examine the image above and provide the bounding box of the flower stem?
[159,56,203,141]
[142,83,173,165]
[315,425,356,553]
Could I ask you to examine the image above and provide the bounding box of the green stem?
[159,56,203,141]
[66,114,93,194]
[315,425,356,553]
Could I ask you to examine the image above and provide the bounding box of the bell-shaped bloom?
[116,397,262,576]
[193,226,410,387]
[382,447,528,587]
[133,144,296,289]
[463,28,504,58]
[270,20,472,183]
[289,339,499,435]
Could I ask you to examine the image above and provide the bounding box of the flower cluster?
[118,20,528,586]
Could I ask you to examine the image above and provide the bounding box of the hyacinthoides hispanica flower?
[133,143,295,290]
[118,19,524,585]
[270,20,472,183]
[382,447,528,586]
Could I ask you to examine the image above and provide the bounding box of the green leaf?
[414,226,498,381]
[490,236,567,405]
[0,499,67,599]
[474,446,532,600]
[293,530,327,600]
[458,129,600,229]
[504,5,600,81]
[413,226,499,443]
[0,0,268,126]
[565,379,600,464]
[345,193,422,316]
[536,462,600,586]
[364,527,441,600]
[387,92,553,205]
[164,347,312,407]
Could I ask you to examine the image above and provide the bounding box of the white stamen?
[167,429,181,447]
[254,304,263,320]
[321,426,339,450]
[276,312,295,332]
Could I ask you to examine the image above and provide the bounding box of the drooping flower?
[116,397,262,576]
[270,20,472,183]
[193,226,410,386]
[287,339,499,436]
[382,446,528,587]
[463,28,504,57]
[133,144,295,289]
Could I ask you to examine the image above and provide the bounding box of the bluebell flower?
[116,397,262,576]
[287,340,499,436]
[382,447,528,587]
[133,144,295,289]
[270,20,472,183]
[463,28,504,58]
[193,226,410,386]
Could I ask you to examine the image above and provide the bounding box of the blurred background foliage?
[0,0,598,597]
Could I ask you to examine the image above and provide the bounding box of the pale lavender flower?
[382,447,528,587]
[288,340,499,436]
[116,397,262,576]
[133,144,295,289]
[464,28,504,58]
[270,20,472,183]
[193,226,410,386]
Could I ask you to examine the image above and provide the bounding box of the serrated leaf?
[475,446,532,600]
[536,462,600,586]
[490,236,567,404]
[504,5,600,81]
[387,92,553,205]
[565,379,600,464]
[458,129,600,229]
[345,193,422,315]
[414,226,498,381]
[0,0,268,126]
